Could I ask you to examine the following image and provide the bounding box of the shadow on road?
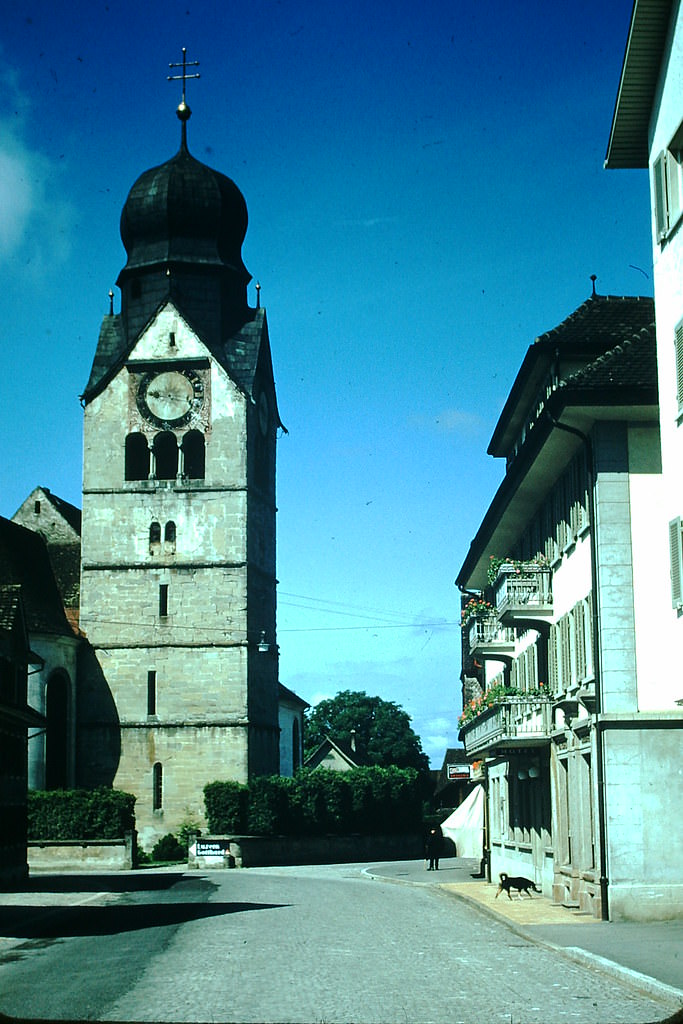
[0,900,289,942]
[11,873,186,894]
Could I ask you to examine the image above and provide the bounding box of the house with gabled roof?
[12,487,82,632]
[0,517,80,792]
[304,733,366,772]
[456,290,680,921]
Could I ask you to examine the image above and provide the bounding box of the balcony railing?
[459,697,553,757]
[492,564,552,625]
[467,615,515,659]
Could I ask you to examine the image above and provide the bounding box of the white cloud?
[0,68,74,272]
[425,734,449,752]
[408,407,484,436]
[0,146,36,256]
[425,717,452,733]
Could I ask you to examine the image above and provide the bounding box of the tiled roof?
[82,313,126,400]
[0,519,73,637]
[278,682,310,708]
[0,584,21,633]
[534,294,655,348]
[46,544,81,611]
[489,294,655,457]
[560,325,657,393]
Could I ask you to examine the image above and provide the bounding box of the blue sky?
[0,1,651,765]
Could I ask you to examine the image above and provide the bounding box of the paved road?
[0,864,679,1024]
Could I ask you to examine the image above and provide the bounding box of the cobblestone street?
[0,863,680,1024]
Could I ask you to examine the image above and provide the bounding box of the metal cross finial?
[168,47,200,105]
[168,48,200,146]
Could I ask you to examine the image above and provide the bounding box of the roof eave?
[605,0,675,169]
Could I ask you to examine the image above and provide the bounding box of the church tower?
[78,62,282,847]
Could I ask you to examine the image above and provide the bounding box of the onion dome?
[119,141,249,276]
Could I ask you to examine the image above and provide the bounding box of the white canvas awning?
[440,784,484,859]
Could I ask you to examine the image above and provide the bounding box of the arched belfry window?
[125,433,150,481]
[154,432,178,480]
[183,430,205,479]
[164,521,176,543]
[150,521,161,545]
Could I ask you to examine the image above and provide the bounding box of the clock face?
[138,369,204,427]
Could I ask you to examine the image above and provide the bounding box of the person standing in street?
[425,826,441,870]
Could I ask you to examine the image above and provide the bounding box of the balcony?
[459,697,553,757]
[467,615,515,660]
[492,563,553,626]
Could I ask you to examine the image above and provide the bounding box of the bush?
[247,775,294,835]
[204,780,249,834]
[203,766,423,837]
[28,788,136,841]
[178,816,202,852]
[151,833,186,863]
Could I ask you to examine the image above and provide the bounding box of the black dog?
[495,872,541,899]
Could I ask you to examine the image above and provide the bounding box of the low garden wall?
[189,833,422,869]
[28,832,136,872]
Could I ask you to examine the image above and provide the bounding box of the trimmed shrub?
[203,766,422,837]
[204,780,249,834]
[27,788,136,841]
[247,775,294,835]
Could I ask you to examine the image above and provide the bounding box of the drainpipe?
[547,412,609,921]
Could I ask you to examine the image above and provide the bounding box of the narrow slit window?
[159,583,169,617]
[147,670,156,716]
[153,762,163,811]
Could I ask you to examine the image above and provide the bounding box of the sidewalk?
[364,859,683,1006]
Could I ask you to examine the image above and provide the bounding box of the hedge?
[204,766,422,836]
[27,788,136,841]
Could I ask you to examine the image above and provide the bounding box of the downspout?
[547,412,609,921]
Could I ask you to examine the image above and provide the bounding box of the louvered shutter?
[654,153,669,240]
[667,150,683,228]
[675,320,683,413]
[669,518,683,609]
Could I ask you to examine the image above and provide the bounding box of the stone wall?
[189,833,423,869]
[28,833,135,872]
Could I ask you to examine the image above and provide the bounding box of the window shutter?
[654,152,668,240]
[675,320,683,412]
[669,518,683,608]
[548,624,558,693]
[574,602,586,680]
[667,149,682,227]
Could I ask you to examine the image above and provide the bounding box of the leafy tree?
[304,690,429,773]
